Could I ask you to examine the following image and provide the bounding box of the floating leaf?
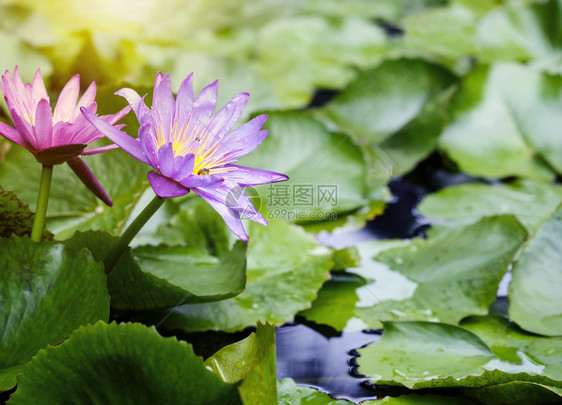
[277,378,355,405]
[418,179,562,233]
[509,204,562,336]
[205,322,276,404]
[140,220,333,332]
[358,316,562,389]
[439,63,560,180]
[320,59,456,145]
[65,230,247,310]
[241,111,375,226]
[476,0,562,63]
[464,381,562,405]
[301,216,526,330]
[0,237,109,391]
[7,322,240,404]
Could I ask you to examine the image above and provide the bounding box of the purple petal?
[54,74,80,122]
[101,104,132,125]
[214,114,269,161]
[171,153,195,181]
[153,73,174,143]
[115,88,150,122]
[147,171,189,198]
[81,107,148,164]
[0,120,35,151]
[193,79,218,120]
[82,144,119,155]
[206,92,248,140]
[138,121,159,168]
[192,187,248,241]
[219,164,288,186]
[179,174,223,189]
[174,73,194,131]
[156,142,175,177]
[67,156,113,206]
[34,99,53,149]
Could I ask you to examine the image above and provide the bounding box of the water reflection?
[276,323,380,401]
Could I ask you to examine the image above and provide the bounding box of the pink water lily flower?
[82,72,288,241]
[0,67,130,205]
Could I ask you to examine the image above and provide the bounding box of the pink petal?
[34,99,53,149]
[31,69,49,105]
[73,81,97,120]
[67,156,113,206]
[0,120,35,151]
[10,109,38,150]
[54,74,80,122]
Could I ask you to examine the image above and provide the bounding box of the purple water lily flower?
[0,67,130,205]
[82,72,288,241]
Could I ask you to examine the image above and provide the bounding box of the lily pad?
[418,179,562,233]
[439,62,560,180]
[140,219,333,332]
[301,216,526,330]
[277,378,355,405]
[464,381,562,405]
[7,322,240,404]
[320,58,456,145]
[65,230,247,310]
[476,0,562,63]
[241,111,375,226]
[357,316,562,389]
[508,204,562,336]
[205,322,276,404]
[0,237,109,391]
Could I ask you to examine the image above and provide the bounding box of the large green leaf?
[65,230,247,310]
[320,59,456,145]
[7,322,241,404]
[464,381,562,405]
[301,216,526,330]
[277,378,356,405]
[250,16,388,107]
[0,145,149,240]
[205,322,276,404]
[241,111,375,225]
[378,393,479,404]
[439,63,561,180]
[0,237,109,391]
[476,0,562,63]
[418,179,562,233]
[358,316,562,389]
[140,219,333,332]
[508,205,562,336]
[461,315,562,381]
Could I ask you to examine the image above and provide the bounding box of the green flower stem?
[103,195,166,274]
[31,165,54,242]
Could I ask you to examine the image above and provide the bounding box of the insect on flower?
[82,72,288,241]
[0,67,130,205]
